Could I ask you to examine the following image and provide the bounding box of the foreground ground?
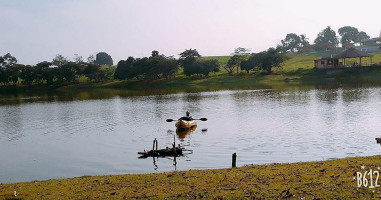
[1,155,381,199]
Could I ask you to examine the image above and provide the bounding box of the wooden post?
[156,139,158,151]
[173,135,176,154]
[232,153,237,168]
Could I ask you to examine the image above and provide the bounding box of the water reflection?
[176,126,197,139]
[2,86,381,183]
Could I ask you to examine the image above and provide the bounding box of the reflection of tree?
[182,93,202,113]
[315,89,339,103]
[342,88,369,103]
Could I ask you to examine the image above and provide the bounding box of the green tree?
[224,47,251,75]
[240,53,259,73]
[35,61,54,85]
[145,53,178,79]
[95,52,113,66]
[57,62,80,83]
[225,55,241,75]
[52,54,69,67]
[243,48,288,73]
[314,26,339,50]
[0,67,6,85]
[73,54,84,64]
[338,26,359,48]
[0,54,19,85]
[20,65,35,86]
[114,57,136,80]
[7,64,22,85]
[356,31,370,44]
[151,50,159,57]
[84,63,105,81]
[280,34,309,53]
[197,59,219,76]
[283,33,301,52]
[179,49,201,76]
[0,53,18,85]
[300,34,310,48]
[87,54,95,63]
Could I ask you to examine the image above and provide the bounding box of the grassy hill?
[1,155,380,199]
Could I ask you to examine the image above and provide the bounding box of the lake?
[1,86,381,183]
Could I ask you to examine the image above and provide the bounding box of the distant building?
[361,37,381,46]
[299,43,336,53]
[314,56,338,68]
[314,47,371,69]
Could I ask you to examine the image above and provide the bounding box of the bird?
[375,138,381,144]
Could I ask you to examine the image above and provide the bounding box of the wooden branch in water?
[138,147,183,158]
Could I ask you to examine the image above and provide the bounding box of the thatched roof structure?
[333,47,371,59]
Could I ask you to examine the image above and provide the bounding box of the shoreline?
[2,69,381,95]
[1,155,380,199]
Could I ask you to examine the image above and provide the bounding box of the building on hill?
[314,56,339,69]
[361,37,381,46]
[299,43,336,53]
[314,47,371,69]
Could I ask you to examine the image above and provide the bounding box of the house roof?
[333,47,371,59]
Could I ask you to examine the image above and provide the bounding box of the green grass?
[1,155,381,199]
[198,55,230,65]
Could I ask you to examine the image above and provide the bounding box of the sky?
[0,0,381,65]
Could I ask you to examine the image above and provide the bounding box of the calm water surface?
[1,87,381,183]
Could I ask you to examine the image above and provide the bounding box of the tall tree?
[338,26,359,48]
[0,53,17,69]
[84,63,105,81]
[114,57,136,80]
[151,50,159,57]
[0,53,18,85]
[356,31,370,44]
[20,65,35,86]
[73,54,84,64]
[95,52,113,66]
[300,34,310,47]
[179,49,201,76]
[283,33,301,52]
[87,54,95,63]
[314,26,339,49]
[225,55,241,75]
[224,47,250,75]
[52,54,69,67]
[242,48,288,73]
[35,61,54,84]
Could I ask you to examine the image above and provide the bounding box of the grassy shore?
[1,155,381,199]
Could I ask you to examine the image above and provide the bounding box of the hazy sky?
[1,0,380,65]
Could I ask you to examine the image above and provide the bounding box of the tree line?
[0,47,289,86]
[113,47,288,80]
[278,26,372,53]
[114,49,221,80]
[0,52,114,86]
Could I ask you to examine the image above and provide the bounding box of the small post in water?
[232,153,237,168]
